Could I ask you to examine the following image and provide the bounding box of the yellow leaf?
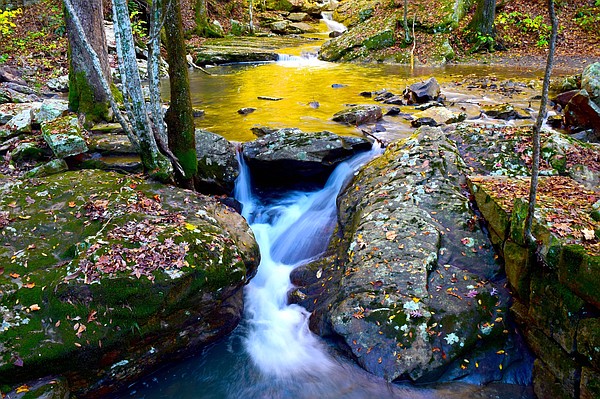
[16,385,29,393]
[412,297,420,303]
[29,304,41,311]
[184,223,196,231]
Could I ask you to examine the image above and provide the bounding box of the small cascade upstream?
[321,11,347,33]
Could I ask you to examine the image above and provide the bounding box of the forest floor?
[0,0,599,88]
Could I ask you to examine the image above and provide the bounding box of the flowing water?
[124,24,544,399]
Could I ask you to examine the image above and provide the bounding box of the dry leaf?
[385,231,397,241]
[582,229,595,241]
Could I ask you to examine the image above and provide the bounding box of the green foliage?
[574,3,600,32]
[0,8,21,36]
[496,11,553,48]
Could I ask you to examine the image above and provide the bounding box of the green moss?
[68,71,110,123]
[363,29,395,50]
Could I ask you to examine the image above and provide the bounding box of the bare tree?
[524,0,559,246]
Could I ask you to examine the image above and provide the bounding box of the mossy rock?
[41,115,88,159]
[0,170,259,396]
[558,245,600,310]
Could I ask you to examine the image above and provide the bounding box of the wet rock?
[242,128,371,187]
[553,89,579,108]
[404,78,441,104]
[383,95,404,106]
[582,62,600,107]
[5,375,70,399]
[332,104,382,125]
[0,170,259,397]
[193,107,205,118]
[412,106,466,125]
[374,91,394,101]
[481,103,530,120]
[251,126,278,137]
[297,127,510,383]
[41,115,88,159]
[565,90,600,138]
[238,107,256,115]
[258,95,283,101]
[195,129,239,195]
[411,117,438,127]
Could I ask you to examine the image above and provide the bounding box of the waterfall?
[321,11,347,33]
[276,51,324,67]
[235,147,380,376]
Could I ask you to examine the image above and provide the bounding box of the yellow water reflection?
[164,35,544,143]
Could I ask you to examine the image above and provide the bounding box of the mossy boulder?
[41,116,88,159]
[332,104,383,125]
[293,127,518,383]
[195,129,239,195]
[0,170,259,396]
[582,62,600,107]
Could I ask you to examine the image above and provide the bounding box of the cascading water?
[321,11,347,33]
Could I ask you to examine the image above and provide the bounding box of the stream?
[122,25,543,399]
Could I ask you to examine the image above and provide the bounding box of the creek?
[123,27,543,399]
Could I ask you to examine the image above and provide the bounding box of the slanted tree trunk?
[524,0,558,247]
[164,0,197,189]
[468,0,496,52]
[65,0,112,123]
[112,0,173,181]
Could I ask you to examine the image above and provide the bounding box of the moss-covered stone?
[0,170,258,396]
[23,159,68,178]
[581,367,600,399]
[578,318,600,368]
[503,240,531,301]
[41,116,88,159]
[559,245,600,309]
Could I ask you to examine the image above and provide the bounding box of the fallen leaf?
[68,201,76,208]
[15,384,28,393]
[385,231,397,240]
[29,304,41,311]
[582,229,595,241]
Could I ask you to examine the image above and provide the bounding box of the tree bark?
[65,0,112,122]
[469,0,496,52]
[164,0,198,188]
[524,0,558,247]
[112,0,173,181]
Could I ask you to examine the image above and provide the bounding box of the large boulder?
[242,128,371,188]
[564,90,600,138]
[404,78,442,104]
[195,129,239,195]
[291,127,528,383]
[0,170,259,397]
[582,62,600,107]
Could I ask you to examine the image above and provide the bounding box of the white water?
[321,11,347,33]
[234,148,379,376]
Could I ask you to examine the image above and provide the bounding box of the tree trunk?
[65,0,112,122]
[468,0,496,52]
[524,0,558,247]
[112,0,173,181]
[164,0,198,188]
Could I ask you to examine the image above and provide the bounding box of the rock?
[2,82,38,96]
[412,106,466,125]
[295,127,511,383]
[10,141,45,163]
[404,78,441,104]
[288,12,310,22]
[551,74,581,93]
[195,129,239,195]
[0,66,27,86]
[24,158,69,178]
[250,126,278,137]
[258,96,283,101]
[481,103,530,120]
[230,19,249,36]
[332,105,382,125]
[5,375,70,399]
[553,89,579,108]
[6,108,33,134]
[46,75,69,93]
[0,170,259,397]
[564,90,600,137]
[242,128,371,187]
[411,117,438,127]
[385,107,401,116]
[41,115,88,159]
[581,62,600,107]
[289,22,319,33]
[383,95,404,105]
[374,91,394,101]
[88,134,136,154]
[33,99,69,124]
[238,107,257,115]
[193,107,205,118]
